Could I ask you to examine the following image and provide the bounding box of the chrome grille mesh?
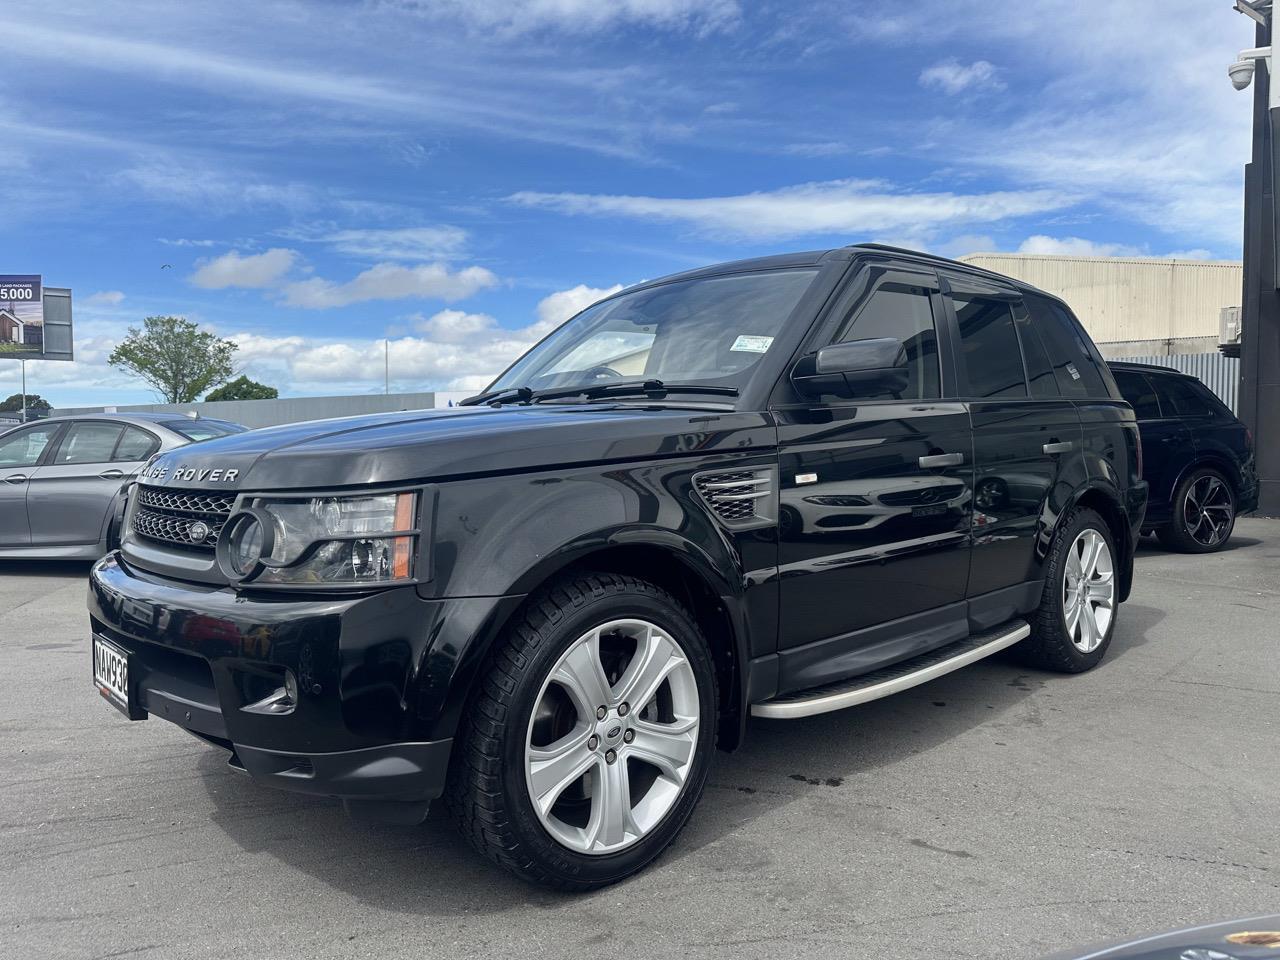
[132,484,235,551]
[694,469,774,526]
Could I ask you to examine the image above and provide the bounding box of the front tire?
[1015,507,1118,673]
[446,572,717,891]
[1156,467,1236,553]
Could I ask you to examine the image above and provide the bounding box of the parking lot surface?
[3,520,1278,960]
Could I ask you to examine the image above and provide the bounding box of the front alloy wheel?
[525,619,699,855]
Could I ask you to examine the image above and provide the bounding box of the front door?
[27,421,147,546]
[0,423,64,547]
[775,264,973,693]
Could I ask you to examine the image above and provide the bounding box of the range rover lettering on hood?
[142,463,239,483]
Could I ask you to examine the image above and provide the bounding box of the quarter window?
[834,282,940,400]
[114,426,160,461]
[953,296,1028,398]
[1156,376,1213,418]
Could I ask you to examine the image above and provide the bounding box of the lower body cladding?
[88,553,522,824]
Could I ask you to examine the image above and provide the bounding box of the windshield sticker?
[730,335,774,354]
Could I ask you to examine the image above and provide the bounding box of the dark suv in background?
[89,244,1146,889]
[1109,362,1257,552]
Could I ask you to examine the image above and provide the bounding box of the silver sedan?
[0,413,246,559]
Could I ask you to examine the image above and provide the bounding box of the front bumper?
[89,553,521,820]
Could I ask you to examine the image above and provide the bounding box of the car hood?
[137,404,774,491]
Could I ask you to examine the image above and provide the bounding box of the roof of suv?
[624,242,1056,300]
[1107,360,1199,380]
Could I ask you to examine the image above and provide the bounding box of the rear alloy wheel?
[1157,468,1236,554]
[447,572,716,890]
[1015,507,1118,673]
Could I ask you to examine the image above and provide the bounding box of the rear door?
[941,274,1084,626]
[0,423,65,547]
[27,421,158,546]
[774,261,974,691]
[1112,369,1189,526]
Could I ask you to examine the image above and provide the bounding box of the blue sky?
[0,0,1259,406]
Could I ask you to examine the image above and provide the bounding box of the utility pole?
[19,360,26,422]
[1232,0,1280,514]
[384,339,390,395]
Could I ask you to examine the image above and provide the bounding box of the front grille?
[694,468,775,527]
[132,484,235,551]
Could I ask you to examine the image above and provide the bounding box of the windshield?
[489,268,819,396]
[161,419,247,442]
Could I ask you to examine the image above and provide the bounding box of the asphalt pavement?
[3,521,1278,960]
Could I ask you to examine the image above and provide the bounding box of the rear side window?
[114,426,160,461]
[953,296,1028,398]
[1027,295,1110,398]
[54,422,125,464]
[1112,371,1162,419]
[1155,376,1214,418]
[834,281,941,400]
[1014,308,1059,398]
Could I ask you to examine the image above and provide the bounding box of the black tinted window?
[1027,295,1109,397]
[836,282,940,400]
[953,296,1027,398]
[55,422,125,464]
[1156,376,1213,417]
[115,426,159,461]
[1112,371,1162,419]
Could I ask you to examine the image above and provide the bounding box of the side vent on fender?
[693,467,777,530]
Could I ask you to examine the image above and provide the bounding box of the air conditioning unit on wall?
[1219,305,1242,357]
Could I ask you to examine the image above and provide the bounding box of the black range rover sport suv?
[90,244,1147,889]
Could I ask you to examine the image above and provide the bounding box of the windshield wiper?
[458,386,533,406]
[530,379,739,403]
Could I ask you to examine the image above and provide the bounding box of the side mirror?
[790,337,910,400]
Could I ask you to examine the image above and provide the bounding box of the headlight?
[217,491,418,587]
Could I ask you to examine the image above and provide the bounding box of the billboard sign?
[0,275,73,361]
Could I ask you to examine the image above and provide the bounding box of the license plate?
[93,637,142,719]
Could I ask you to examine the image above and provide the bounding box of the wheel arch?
[435,537,752,752]
[1057,482,1134,603]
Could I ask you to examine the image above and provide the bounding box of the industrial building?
[958,253,1242,358]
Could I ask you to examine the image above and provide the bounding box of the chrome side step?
[751,619,1031,720]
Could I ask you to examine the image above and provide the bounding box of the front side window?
[953,296,1028,399]
[833,281,940,400]
[1112,371,1162,419]
[55,422,124,464]
[490,269,819,395]
[0,424,61,468]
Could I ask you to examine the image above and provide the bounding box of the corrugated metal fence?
[1111,353,1240,413]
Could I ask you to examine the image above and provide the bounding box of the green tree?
[205,375,278,402]
[0,393,51,413]
[108,316,237,403]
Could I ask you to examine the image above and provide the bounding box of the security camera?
[1230,58,1257,91]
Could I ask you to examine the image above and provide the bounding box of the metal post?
[19,360,25,422]
[1240,8,1280,514]
[384,339,390,395]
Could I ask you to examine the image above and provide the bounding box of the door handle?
[1042,441,1074,455]
[3,474,27,484]
[98,469,126,480]
[918,452,964,469]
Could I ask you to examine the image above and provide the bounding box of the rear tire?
[1015,507,1118,673]
[1156,467,1236,553]
[446,571,717,891]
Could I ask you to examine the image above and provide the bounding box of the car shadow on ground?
[0,559,95,578]
[1135,534,1261,555]
[198,604,1160,914]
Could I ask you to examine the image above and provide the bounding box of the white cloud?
[779,141,850,158]
[918,58,1004,95]
[414,308,498,342]
[387,0,740,34]
[1017,235,1144,258]
[286,225,470,261]
[536,283,625,327]
[190,248,299,289]
[85,290,125,305]
[510,179,1074,241]
[280,262,498,308]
